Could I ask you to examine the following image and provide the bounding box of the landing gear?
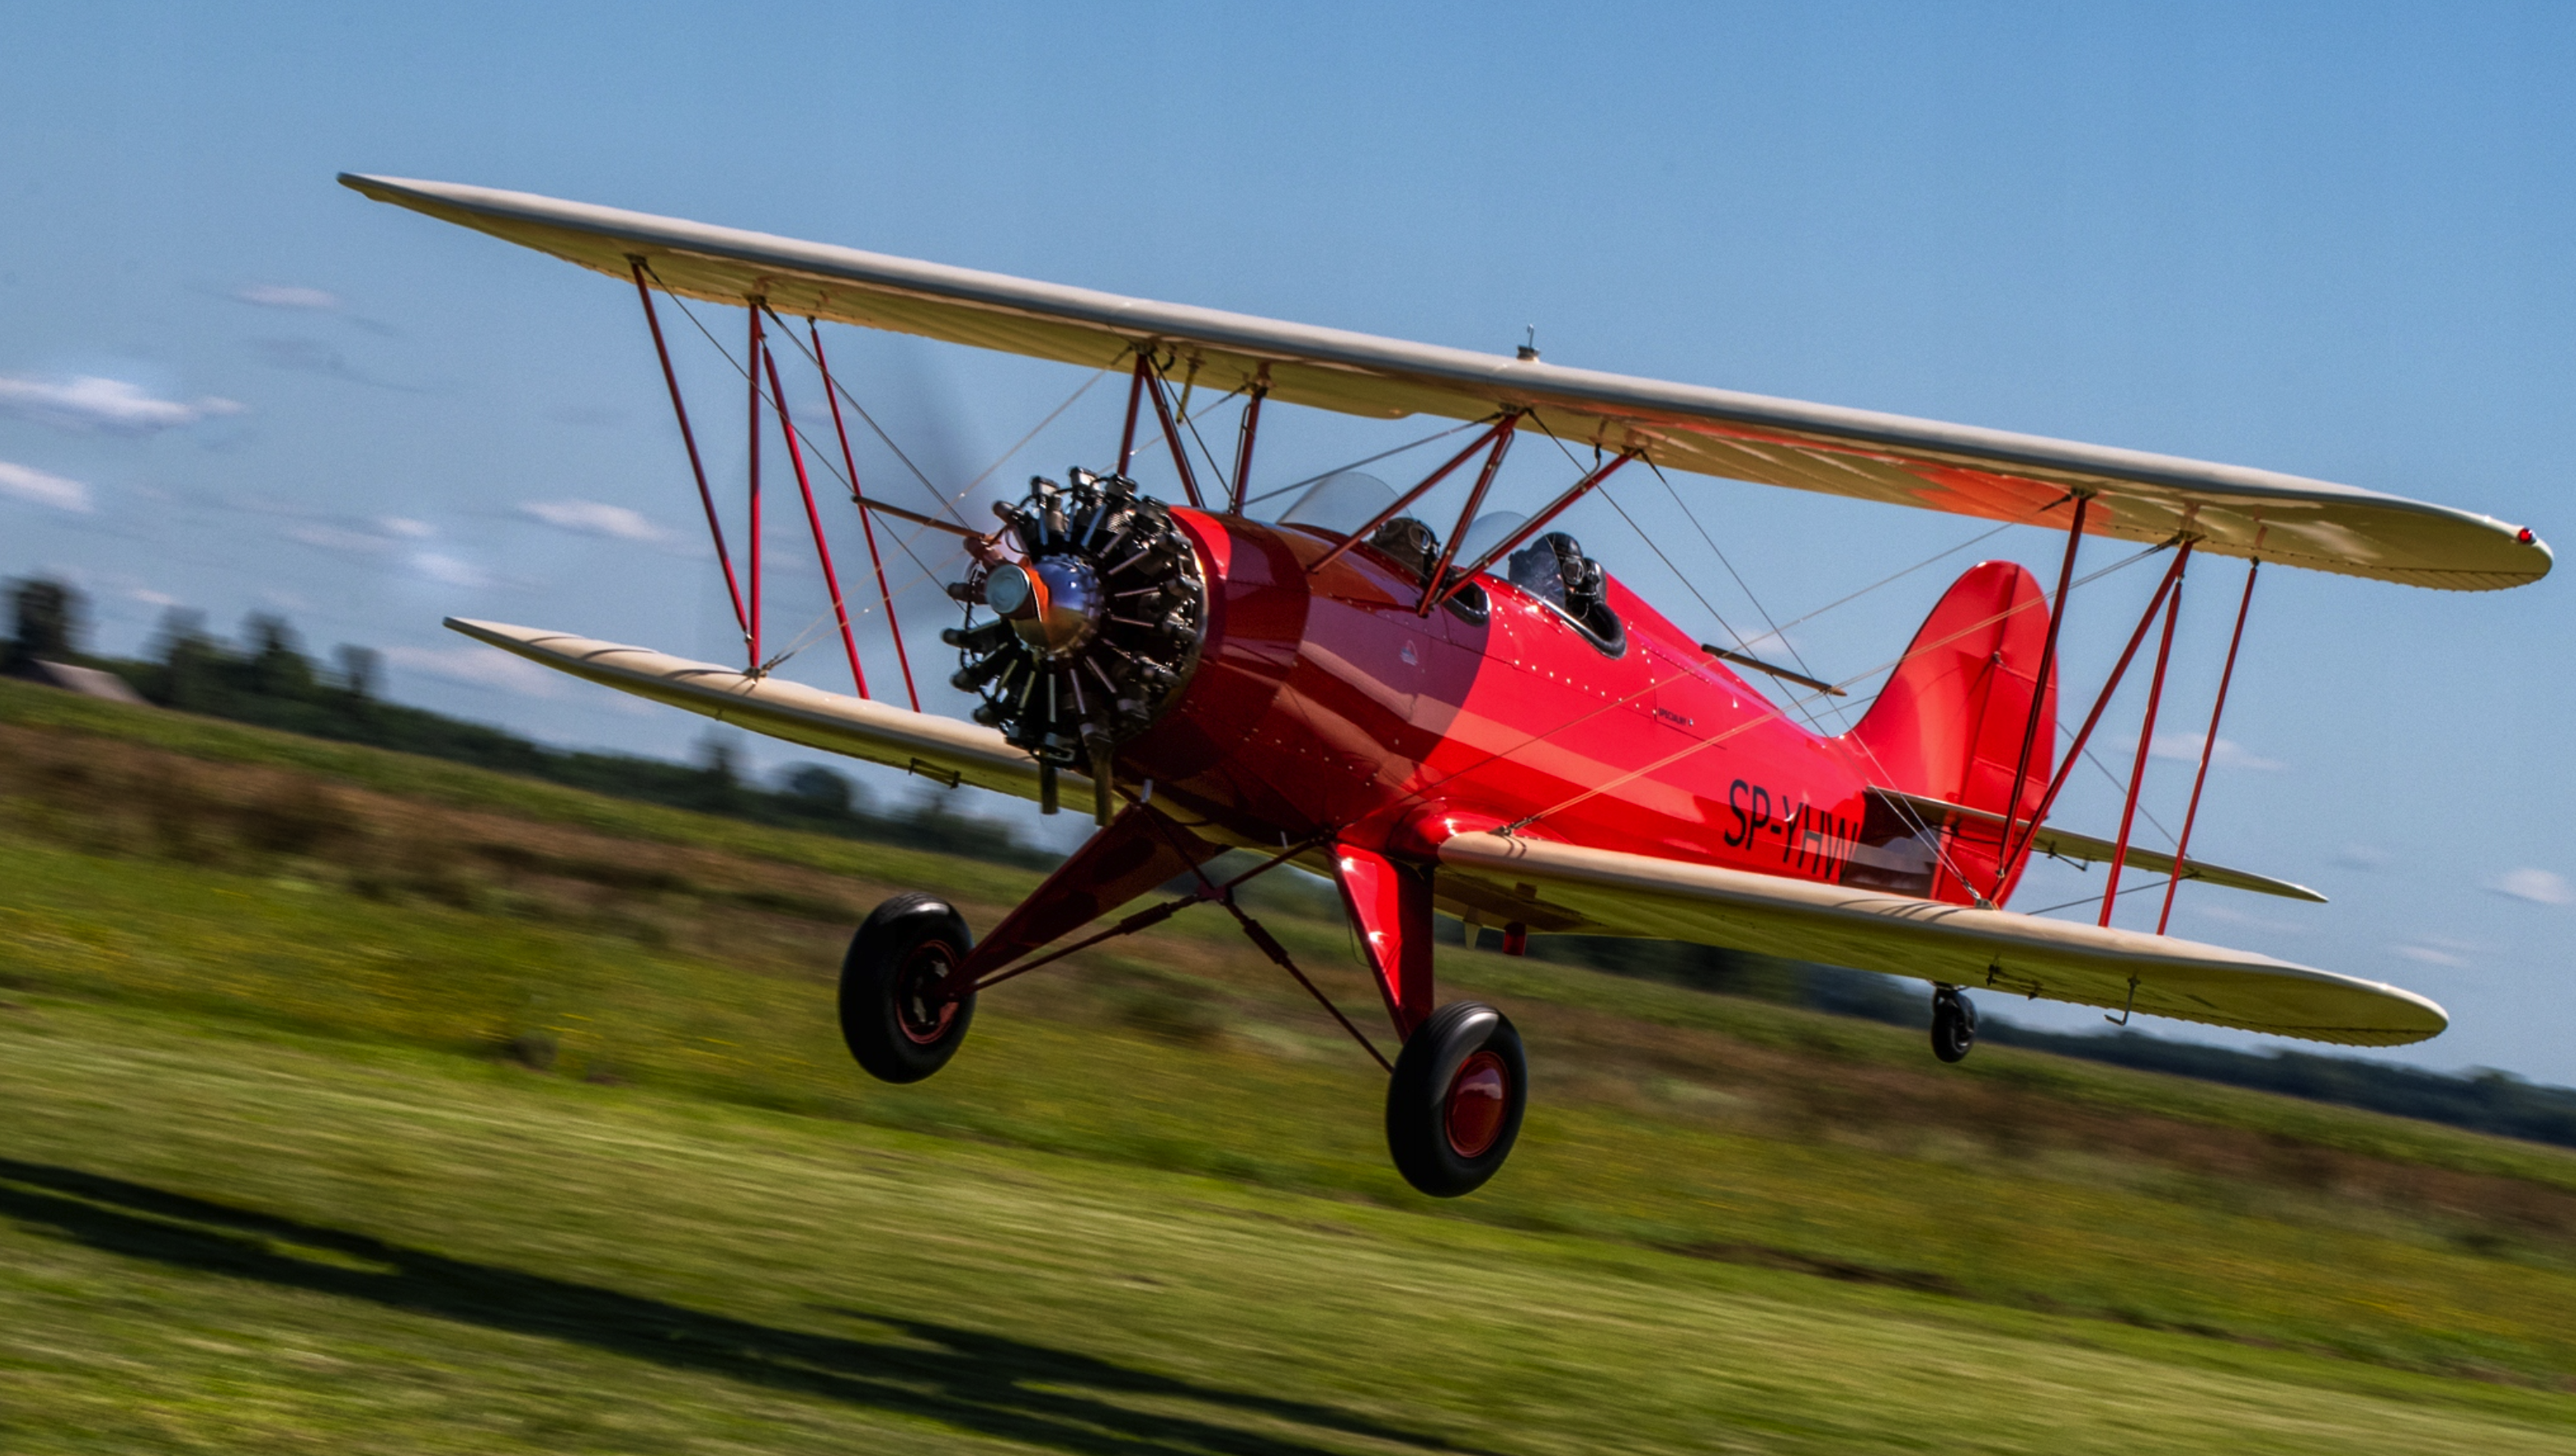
[1930,985,1977,1063]
[1385,1002,1528,1198]
[840,894,978,1084]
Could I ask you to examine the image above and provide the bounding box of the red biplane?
[347,173,2550,1196]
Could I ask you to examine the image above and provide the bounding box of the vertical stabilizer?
[1841,560,2055,903]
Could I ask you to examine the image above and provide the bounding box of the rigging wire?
[1238,418,1487,508]
[1642,456,1858,735]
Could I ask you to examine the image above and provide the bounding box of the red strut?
[760,331,867,697]
[2099,541,2191,926]
[746,305,765,669]
[1992,494,2088,901]
[807,319,919,711]
[2158,558,2258,935]
[629,261,746,648]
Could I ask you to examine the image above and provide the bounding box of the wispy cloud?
[233,283,343,311]
[287,522,400,555]
[2115,730,2285,772]
[250,339,424,392]
[383,644,561,697]
[2335,844,2391,872]
[520,499,668,543]
[2394,943,2469,968]
[0,459,92,512]
[2491,867,2574,906]
[410,552,492,589]
[0,374,244,434]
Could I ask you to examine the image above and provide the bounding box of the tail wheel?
[840,894,978,1084]
[1385,1002,1528,1198]
[1930,986,1977,1064]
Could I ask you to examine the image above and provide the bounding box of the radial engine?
[943,470,1206,819]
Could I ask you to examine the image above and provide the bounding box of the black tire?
[1385,1001,1527,1198]
[1930,989,1977,1064]
[839,894,977,1084]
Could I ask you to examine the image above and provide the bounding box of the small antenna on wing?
[1517,324,1540,362]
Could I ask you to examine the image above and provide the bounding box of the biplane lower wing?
[443,618,1080,806]
[1435,831,2443,1047]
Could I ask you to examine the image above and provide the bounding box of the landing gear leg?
[1930,984,1977,1064]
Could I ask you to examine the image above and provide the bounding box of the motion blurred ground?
[2,677,2574,1453]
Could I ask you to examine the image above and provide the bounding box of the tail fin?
[1840,560,2055,903]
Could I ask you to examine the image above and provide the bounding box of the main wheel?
[840,894,978,1084]
[1930,987,1977,1064]
[1385,1002,1528,1198]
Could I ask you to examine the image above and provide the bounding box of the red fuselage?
[1120,511,2018,915]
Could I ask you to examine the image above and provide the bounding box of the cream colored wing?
[443,618,1075,806]
[345,173,2549,590]
[1435,830,2442,1047]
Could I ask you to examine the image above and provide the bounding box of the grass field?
[4,678,2575,1452]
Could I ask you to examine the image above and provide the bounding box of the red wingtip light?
[2518,527,2536,544]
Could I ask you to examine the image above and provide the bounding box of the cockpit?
[1274,470,1622,652]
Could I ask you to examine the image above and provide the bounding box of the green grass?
[5,682,2576,1449]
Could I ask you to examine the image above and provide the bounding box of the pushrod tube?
[1306,414,1517,574]
[807,318,920,711]
[2099,541,2192,926]
[1991,494,2088,901]
[1416,415,1522,615]
[2158,558,2259,935]
[760,338,868,698]
[1999,546,2191,886]
[629,261,746,645]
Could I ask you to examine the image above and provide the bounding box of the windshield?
[1280,471,1397,537]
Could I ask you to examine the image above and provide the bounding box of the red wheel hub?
[1443,1050,1510,1158]
[895,943,960,1046]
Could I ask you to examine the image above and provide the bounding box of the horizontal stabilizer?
[1435,831,2440,1047]
[443,618,1077,807]
[1873,789,2327,904]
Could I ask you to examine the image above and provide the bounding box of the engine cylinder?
[947,470,1207,768]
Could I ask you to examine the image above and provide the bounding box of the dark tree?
[334,644,381,700]
[7,578,83,669]
[781,763,855,816]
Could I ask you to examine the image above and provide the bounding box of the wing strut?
[807,318,920,711]
[2099,541,2192,924]
[756,307,868,697]
[1428,448,1640,612]
[2000,545,2190,888]
[2160,557,2261,934]
[630,260,748,652]
[1993,493,2086,900]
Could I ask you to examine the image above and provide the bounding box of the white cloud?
[233,283,342,311]
[2124,730,2284,772]
[383,644,561,697]
[127,588,180,608]
[2491,867,2574,906]
[0,374,244,434]
[287,522,400,555]
[2394,943,2469,968]
[519,499,667,543]
[379,517,435,539]
[0,459,92,512]
[409,551,491,588]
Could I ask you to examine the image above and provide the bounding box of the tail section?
[1841,560,2055,904]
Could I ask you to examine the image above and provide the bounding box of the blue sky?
[6,2,2573,1078]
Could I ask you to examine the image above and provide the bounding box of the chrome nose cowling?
[943,469,1207,817]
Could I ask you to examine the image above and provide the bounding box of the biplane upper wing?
[343,173,2549,590]
[1435,830,2442,1047]
[443,618,1079,806]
